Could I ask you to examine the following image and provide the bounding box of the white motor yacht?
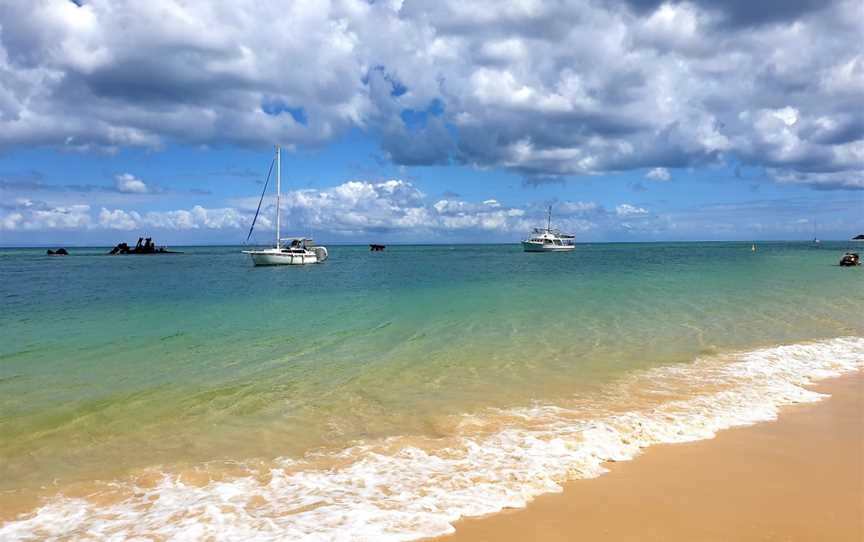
[521,207,575,252]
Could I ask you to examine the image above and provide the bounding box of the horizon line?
[2,239,861,249]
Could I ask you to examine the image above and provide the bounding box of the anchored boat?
[839,252,860,267]
[521,206,575,252]
[245,237,327,266]
[242,146,328,266]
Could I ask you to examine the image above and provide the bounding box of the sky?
[0,0,861,246]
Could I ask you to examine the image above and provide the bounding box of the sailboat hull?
[243,249,318,266]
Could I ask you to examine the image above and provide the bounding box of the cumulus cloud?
[1,179,523,234]
[113,173,149,193]
[143,206,246,230]
[0,1,859,190]
[98,208,140,229]
[0,203,91,230]
[251,180,661,237]
[0,166,687,242]
[645,167,671,181]
[281,179,537,235]
[5,175,857,241]
[616,203,649,217]
[96,206,246,230]
[0,197,244,232]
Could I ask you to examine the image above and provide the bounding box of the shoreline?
[2,340,861,539]
[439,371,864,541]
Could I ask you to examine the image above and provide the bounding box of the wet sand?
[441,371,864,542]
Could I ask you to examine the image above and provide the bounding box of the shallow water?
[1,242,862,539]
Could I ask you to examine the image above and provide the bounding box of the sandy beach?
[441,371,864,541]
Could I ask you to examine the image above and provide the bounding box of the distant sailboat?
[751,243,757,252]
[242,146,329,266]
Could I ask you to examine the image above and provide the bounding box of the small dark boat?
[839,252,860,267]
[47,248,69,256]
[370,244,386,252]
[108,237,182,255]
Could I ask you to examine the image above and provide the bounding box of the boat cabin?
[526,229,575,247]
[281,237,314,253]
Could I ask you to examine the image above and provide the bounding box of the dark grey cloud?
[381,117,454,166]
[620,0,833,27]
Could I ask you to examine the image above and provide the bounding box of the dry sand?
[440,372,864,542]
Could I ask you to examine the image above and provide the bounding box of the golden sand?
[440,372,864,541]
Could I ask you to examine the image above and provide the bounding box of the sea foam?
[2,337,862,541]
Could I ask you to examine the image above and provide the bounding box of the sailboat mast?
[547,206,552,231]
[275,145,281,248]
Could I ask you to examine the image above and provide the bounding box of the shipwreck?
[108,237,182,255]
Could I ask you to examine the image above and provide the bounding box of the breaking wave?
[2,337,862,541]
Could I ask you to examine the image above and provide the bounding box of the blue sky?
[0,1,861,245]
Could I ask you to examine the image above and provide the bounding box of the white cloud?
[0,198,246,232]
[772,107,799,127]
[142,206,245,230]
[98,208,140,229]
[0,203,91,230]
[0,0,858,190]
[5,176,674,238]
[114,173,149,194]
[286,180,535,234]
[1,175,857,244]
[616,203,649,217]
[645,167,671,181]
[1,212,24,231]
[433,199,475,214]
[97,205,247,230]
[0,179,541,236]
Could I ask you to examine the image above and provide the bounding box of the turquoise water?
[1,242,862,539]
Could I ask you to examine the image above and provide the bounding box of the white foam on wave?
[2,337,863,541]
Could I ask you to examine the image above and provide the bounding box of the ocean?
[1,242,862,540]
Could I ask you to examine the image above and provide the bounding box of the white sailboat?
[521,206,575,252]
[242,146,328,266]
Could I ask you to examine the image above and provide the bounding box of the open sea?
[1,242,862,540]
